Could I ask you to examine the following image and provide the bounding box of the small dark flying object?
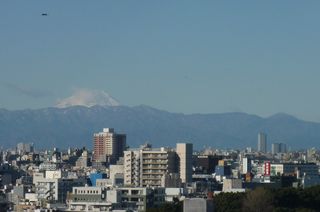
[42,13,48,16]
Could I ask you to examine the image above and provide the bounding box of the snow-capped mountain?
[55,89,120,108]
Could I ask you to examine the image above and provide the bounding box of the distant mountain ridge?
[0,105,319,150]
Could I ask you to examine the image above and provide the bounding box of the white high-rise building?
[124,144,178,187]
[176,143,193,184]
[241,157,251,174]
[258,132,267,153]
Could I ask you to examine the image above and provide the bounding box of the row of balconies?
[141,175,162,179]
[142,171,165,174]
[142,155,167,159]
[142,160,167,164]
[142,165,167,169]
[142,180,161,186]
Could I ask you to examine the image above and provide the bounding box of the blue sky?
[1,1,320,121]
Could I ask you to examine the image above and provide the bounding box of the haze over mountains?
[0,103,320,150]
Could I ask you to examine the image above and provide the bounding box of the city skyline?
[1,1,320,122]
[2,131,320,211]
[2,2,320,211]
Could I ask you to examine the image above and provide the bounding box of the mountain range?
[0,105,319,150]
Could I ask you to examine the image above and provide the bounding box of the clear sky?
[1,1,320,121]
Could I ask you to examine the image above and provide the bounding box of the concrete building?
[33,170,86,204]
[258,132,267,153]
[89,172,107,186]
[215,160,232,178]
[39,162,57,171]
[16,142,34,154]
[161,173,181,188]
[241,157,252,174]
[35,178,86,204]
[124,145,178,187]
[66,186,117,211]
[116,187,165,212]
[193,155,222,174]
[176,143,193,184]
[45,170,65,179]
[75,150,89,168]
[95,179,113,188]
[222,179,243,192]
[67,186,165,212]
[109,164,124,186]
[272,143,280,155]
[35,178,59,202]
[270,163,319,177]
[7,185,27,207]
[33,172,45,184]
[165,188,186,202]
[183,198,214,212]
[280,143,287,153]
[93,128,126,164]
[272,143,287,154]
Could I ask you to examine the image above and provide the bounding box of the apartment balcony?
[142,160,168,165]
[142,165,167,170]
[142,171,165,174]
[142,154,167,159]
[141,175,162,180]
[142,181,161,186]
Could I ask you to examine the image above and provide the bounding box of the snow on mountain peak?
[55,89,120,108]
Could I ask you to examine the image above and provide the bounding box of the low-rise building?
[222,179,244,192]
[183,198,214,212]
[270,163,319,177]
[66,186,115,211]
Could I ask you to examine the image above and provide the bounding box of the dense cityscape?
[1,128,320,211]
[2,2,320,211]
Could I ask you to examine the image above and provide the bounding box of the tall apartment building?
[272,143,287,154]
[241,157,252,174]
[124,144,178,187]
[258,132,267,153]
[16,142,34,154]
[93,128,126,164]
[176,143,193,184]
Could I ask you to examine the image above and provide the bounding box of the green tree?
[147,198,182,212]
[242,187,273,212]
[214,192,245,212]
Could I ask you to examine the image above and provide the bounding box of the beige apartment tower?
[176,143,193,184]
[124,144,178,187]
[93,128,126,164]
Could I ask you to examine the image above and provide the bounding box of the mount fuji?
[55,89,120,108]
